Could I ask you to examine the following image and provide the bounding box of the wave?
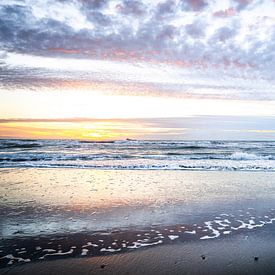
[0,142,42,149]
[1,162,275,171]
[1,152,274,162]
[0,153,137,162]
[79,140,116,144]
[229,152,272,160]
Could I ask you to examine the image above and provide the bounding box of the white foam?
[81,249,89,256]
[200,221,220,240]
[127,240,163,249]
[185,230,196,234]
[265,218,275,224]
[42,249,56,252]
[82,242,98,248]
[1,254,31,263]
[127,242,140,249]
[168,235,179,240]
[139,240,163,247]
[230,152,270,160]
[39,249,74,260]
[214,220,230,227]
[100,248,121,253]
[231,219,268,230]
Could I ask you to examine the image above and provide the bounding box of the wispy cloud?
[0,51,274,101]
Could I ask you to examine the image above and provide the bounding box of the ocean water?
[1,139,275,171]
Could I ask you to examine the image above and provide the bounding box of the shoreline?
[1,209,275,268]
[2,228,275,275]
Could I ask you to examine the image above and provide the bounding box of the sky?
[0,0,274,140]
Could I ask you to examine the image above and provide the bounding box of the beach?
[1,167,275,273]
[1,0,274,271]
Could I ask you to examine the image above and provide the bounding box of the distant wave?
[0,142,42,149]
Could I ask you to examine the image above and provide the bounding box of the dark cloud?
[155,0,176,18]
[213,27,237,42]
[0,4,32,50]
[80,0,109,10]
[185,21,205,38]
[116,0,147,16]
[0,0,274,80]
[233,0,253,11]
[181,0,208,11]
[85,11,111,26]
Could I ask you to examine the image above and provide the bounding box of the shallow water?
[1,169,275,267]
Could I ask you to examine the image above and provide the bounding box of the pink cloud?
[213,8,237,18]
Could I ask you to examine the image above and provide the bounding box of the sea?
[1,139,275,171]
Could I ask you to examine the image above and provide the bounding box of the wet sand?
[1,169,275,273]
[2,227,275,275]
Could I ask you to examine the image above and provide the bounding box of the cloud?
[185,20,206,38]
[212,26,237,42]
[80,0,108,10]
[116,0,147,16]
[233,0,253,11]
[0,0,274,99]
[155,0,176,18]
[181,0,208,11]
[1,51,274,101]
[0,1,273,63]
[213,8,237,18]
